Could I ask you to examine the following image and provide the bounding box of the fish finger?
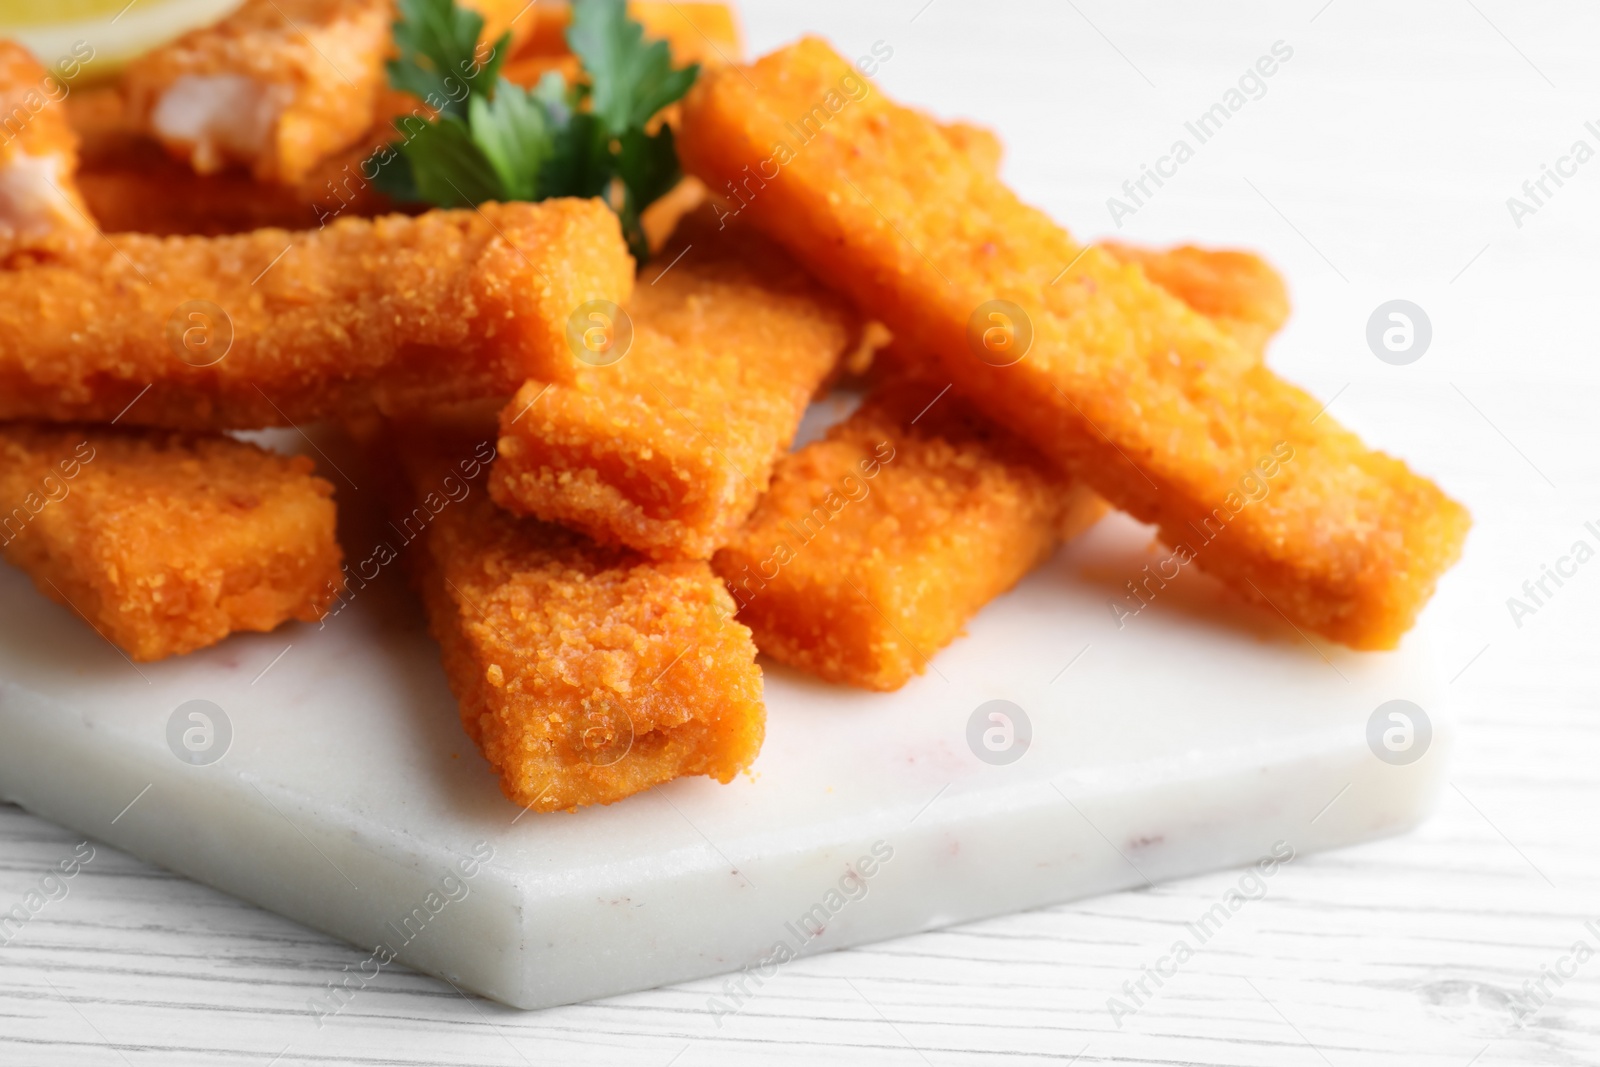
[491,204,860,559]
[0,197,633,429]
[396,410,764,813]
[679,38,1470,650]
[120,0,394,185]
[0,422,341,661]
[715,379,1105,690]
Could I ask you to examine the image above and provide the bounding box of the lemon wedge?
[0,0,243,78]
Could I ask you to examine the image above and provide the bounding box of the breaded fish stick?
[0,41,93,256]
[0,422,341,661]
[933,119,1290,357]
[0,198,633,429]
[397,414,764,813]
[491,205,860,559]
[716,381,1106,691]
[68,84,402,235]
[118,0,546,185]
[806,257,1283,688]
[121,0,393,184]
[679,39,1469,650]
[872,240,1288,382]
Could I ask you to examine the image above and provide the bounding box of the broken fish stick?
[679,38,1469,650]
[0,41,93,255]
[1103,241,1290,358]
[69,84,404,236]
[398,415,764,813]
[0,422,341,662]
[0,198,633,429]
[491,204,860,560]
[74,138,399,236]
[715,380,1106,691]
[120,0,392,184]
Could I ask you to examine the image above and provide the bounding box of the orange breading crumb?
[398,416,764,813]
[120,0,392,184]
[715,381,1104,691]
[0,422,341,661]
[679,39,1470,650]
[0,198,633,429]
[491,205,859,560]
[1103,241,1290,358]
[0,41,93,255]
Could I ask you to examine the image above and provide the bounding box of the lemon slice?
[0,0,243,78]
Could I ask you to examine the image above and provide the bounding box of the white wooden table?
[3,1,1598,1063]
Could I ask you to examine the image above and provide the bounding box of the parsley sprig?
[372,0,699,260]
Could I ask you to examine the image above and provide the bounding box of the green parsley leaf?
[370,0,699,261]
[396,114,503,207]
[567,0,700,138]
[387,0,507,120]
[615,124,683,260]
[469,81,553,202]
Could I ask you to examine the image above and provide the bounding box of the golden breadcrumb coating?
[937,119,1003,174]
[679,38,1470,650]
[0,198,633,429]
[491,204,859,560]
[120,0,392,184]
[869,238,1286,390]
[938,119,1288,354]
[1103,241,1291,358]
[825,239,1278,683]
[715,380,1104,691]
[0,422,341,661]
[397,416,764,813]
[0,40,93,255]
